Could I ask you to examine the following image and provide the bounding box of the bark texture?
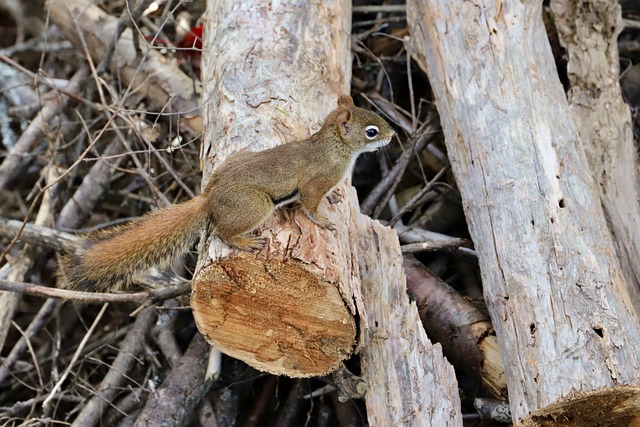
[194,0,462,424]
[193,0,356,378]
[408,0,640,424]
[550,0,640,314]
[357,221,462,426]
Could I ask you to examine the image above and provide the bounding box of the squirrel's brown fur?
[59,96,394,292]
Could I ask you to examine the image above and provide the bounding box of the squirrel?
[59,95,394,292]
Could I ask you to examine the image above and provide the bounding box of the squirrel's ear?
[337,95,354,108]
[336,109,353,136]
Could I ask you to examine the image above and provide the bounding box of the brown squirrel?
[59,95,394,292]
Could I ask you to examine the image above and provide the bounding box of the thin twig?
[388,164,451,227]
[401,240,469,254]
[352,5,406,13]
[0,279,191,305]
[42,303,109,410]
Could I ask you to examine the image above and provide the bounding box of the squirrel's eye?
[365,125,379,140]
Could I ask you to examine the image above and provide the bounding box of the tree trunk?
[550,0,640,315]
[408,0,640,425]
[192,0,462,424]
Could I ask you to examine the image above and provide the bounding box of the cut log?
[193,0,463,424]
[192,256,356,376]
[192,0,357,379]
[550,0,640,314]
[408,0,640,424]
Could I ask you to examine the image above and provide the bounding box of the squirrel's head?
[326,95,395,153]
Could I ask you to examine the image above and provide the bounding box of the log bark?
[408,0,640,424]
[192,0,357,378]
[550,0,640,314]
[192,0,462,424]
[356,221,463,426]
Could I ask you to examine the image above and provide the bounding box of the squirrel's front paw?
[326,189,342,204]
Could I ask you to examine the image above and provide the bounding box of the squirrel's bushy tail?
[59,196,209,292]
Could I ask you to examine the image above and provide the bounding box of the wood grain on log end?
[191,255,356,377]
[520,386,640,427]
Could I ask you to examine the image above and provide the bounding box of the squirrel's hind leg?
[225,234,267,251]
[210,187,274,251]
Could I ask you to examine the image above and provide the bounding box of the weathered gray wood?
[357,220,463,426]
[551,0,640,314]
[408,0,640,424]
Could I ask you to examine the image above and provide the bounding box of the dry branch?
[133,333,212,427]
[48,0,202,135]
[404,255,507,398]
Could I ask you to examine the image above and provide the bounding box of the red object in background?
[176,25,203,51]
[144,25,203,75]
[175,25,203,75]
